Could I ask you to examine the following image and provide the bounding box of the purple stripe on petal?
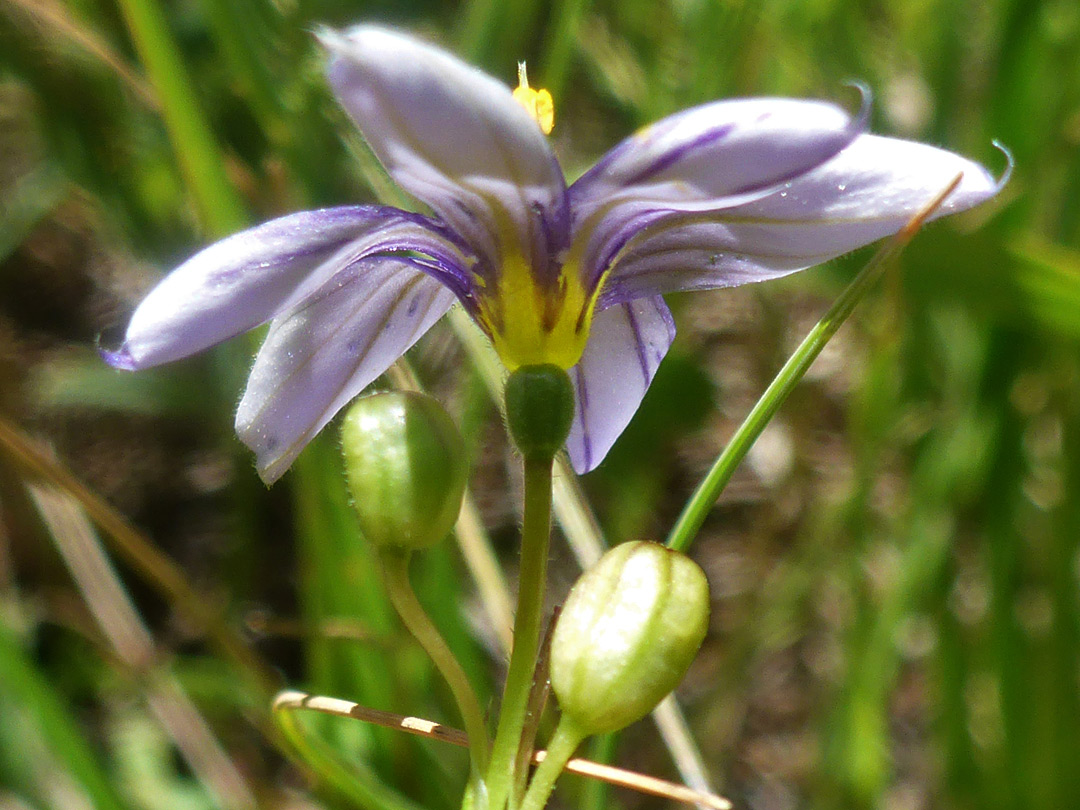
[623,123,736,186]
[599,133,1003,303]
[569,89,864,197]
[723,85,871,201]
[571,364,593,472]
[585,206,670,287]
[569,97,861,223]
[568,97,867,293]
[235,256,455,483]
[107,206,471,371]
[597,226,826,307]
[564,296,676,474]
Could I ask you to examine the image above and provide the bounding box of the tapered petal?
[565,296,675,473]
[568,96,865,288]
[321,25,570,283]
[236,258,455,483]
[599,134,1003,305]
[104,206,470,369]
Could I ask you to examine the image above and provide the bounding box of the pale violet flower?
[104,25,1005,482]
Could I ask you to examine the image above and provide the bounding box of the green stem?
[379,550,491,777]
[665,175,963,554]
[520,717,585,810]
[486,454,555,810]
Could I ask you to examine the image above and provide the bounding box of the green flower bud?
[550,541,709,736]
[341,392,467,552]
[504,364,574,460]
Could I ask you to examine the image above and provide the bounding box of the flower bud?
[550,541,709,736]
[504,364,574,460]
[341,391,467,551]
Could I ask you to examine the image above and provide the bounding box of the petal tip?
[317,23,410,59]
[312,24,343,51]
[235,419,292,486]
[841,80,873,134]
[254,461,284,487]
[315,24,390,65]
[314,24,367,70]
[99,343,138,371]
[567,448,597,475]
[991,139,1015,190]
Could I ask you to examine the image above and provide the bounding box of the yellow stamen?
[512,61,554,135]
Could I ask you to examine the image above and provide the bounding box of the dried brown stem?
[0,416,279,700]
[273,690,733,810]
[29,485,257,810]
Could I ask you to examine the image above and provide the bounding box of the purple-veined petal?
[568,95,866,288]
[104,206,471,370]
[572,95,865,210]
[599,134,1003,305]
[235,257,455,483]
[321,25,570,284]
[596,222,834,307]
[565,296,676,473]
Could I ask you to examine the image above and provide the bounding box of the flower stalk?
[519,717,585,810]
[486,364,574,810]
[379,549,491,779]
[486,454,555,810]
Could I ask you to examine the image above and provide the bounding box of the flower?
[104,25,1005,483]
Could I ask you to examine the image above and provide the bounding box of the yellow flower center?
[484,250,595,370]
[465,199,598,370]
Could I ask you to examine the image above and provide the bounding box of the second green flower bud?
[550,541,710,736]
[341,391,467,552]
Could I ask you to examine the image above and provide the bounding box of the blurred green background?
[0,0,1077,808]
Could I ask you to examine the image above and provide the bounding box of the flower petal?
[599,134,1003,305]
[235,258,455,483]
[321,25,570,281]
[105,206,469,369]
[565,296,675,473]
[568,95,866,287]
[572,95,865,209]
